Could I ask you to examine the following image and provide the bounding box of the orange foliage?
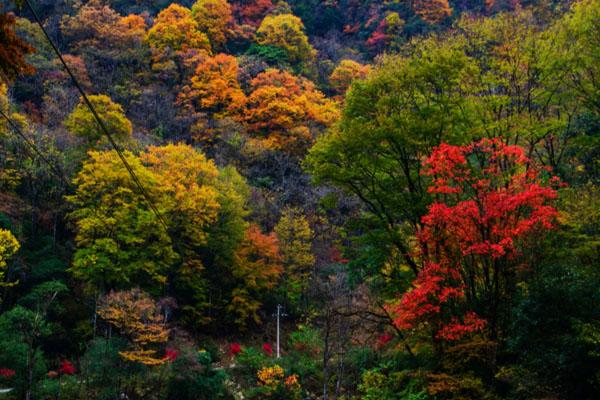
[235,224,282,291]
[0,10,34,81]
[61,1,146,51]
[228,224,282,327]
[413,0,453,24]
[244,69,339,154]
[192,0,233,50]
[98,289,170,366]
[329,59,371,96]
[178,53,246,118]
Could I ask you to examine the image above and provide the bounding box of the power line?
[0,107,71,188]
[23,0,171,235]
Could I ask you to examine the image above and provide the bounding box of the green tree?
[549,0,600,115]
[305,40,476,281]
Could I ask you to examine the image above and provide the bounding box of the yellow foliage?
[257,364,285,386]
[256,14,316,64]
[63,94,132,143]
[98,289,169,366]
[191,0,233,50]
[142,143,221,246]
[146,4,211,53]
[0,229,19,293]
[244,69,339,154]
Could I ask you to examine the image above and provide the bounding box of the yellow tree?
[67,150,176,289]
[274,208,314,306]
[146,4,211,53]
[63,94,132,144]
[68,144,224,328]
[142,143,221,253]
[98,289,169,366]
[0,228,19,298]
[256,14,315,65]
[191,0,233,51]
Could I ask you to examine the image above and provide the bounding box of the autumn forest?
[0,0,599,398]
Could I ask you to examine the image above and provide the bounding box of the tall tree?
[274,207,314,307]
[177,53,246,123]
[388,139,559,342]
[67,150,176,291]
[146,3,211,53]
[228,224,282,328]
[305,42,476,279]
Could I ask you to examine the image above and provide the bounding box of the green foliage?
[235,346,269,384]
[358,368,428,400]
[79,337,129,399]
[246,43,289,66]
[305,41,476,280]
[508,262,600,398]
[167,347,231,400]
[0,306,50,398]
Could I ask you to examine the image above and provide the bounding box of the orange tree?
[244,69,338,155]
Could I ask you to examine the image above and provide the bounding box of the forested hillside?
[0,0,599,399]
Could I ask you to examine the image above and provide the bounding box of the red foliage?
[366,19,389,49]
[0,368,15,378]
[262,342,273,356]
[419,139,558,260]
[232,0,273,27]
[329,246,349,264]
[0,10,35,81]
[163,348,178,362]
[376,333,393,348]
[388,138,559,342]
[59,360,76,375]
[229,342,242,356]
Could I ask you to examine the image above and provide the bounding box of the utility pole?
[273,304,287,358]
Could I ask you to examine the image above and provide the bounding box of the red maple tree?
[59,360,76,375]
[388,138,560,342]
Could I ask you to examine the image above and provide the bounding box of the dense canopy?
[0,0,598,399]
